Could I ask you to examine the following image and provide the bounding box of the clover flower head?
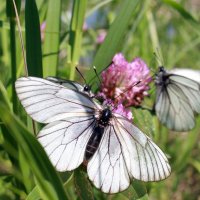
[99,53,152,107]
[113,103,133,121]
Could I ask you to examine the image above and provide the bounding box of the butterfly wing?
[15,77,97,123]
[155,69,200,131]
[38,116,96,171]
[46,76,85,91]
[87,114,171,193]
[170,68,200,84]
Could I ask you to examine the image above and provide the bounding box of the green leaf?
[74,167,94,200]
[0,91,68,200]
[132,108,155,137]
[131,181,148,199]
[123,181,148,200]
[0,81,11,110]
[190,159,200,174]
[26,186,40,200]
[90,0,140,76]
[6,0,21,18]
[43,0,61,77]
[25,0,43,77]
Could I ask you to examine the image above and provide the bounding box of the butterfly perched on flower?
[154,67,200,132]
[15,76,171,193]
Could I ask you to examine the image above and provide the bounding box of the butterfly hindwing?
[87,114,171,193]
[38,116,95,171]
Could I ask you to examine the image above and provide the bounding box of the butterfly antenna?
[88,61,113,85]
[75,66,87,85]
[93,66,101,85]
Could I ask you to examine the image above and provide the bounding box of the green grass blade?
[43,0,61,77]
[26,186,40,200]
[25,0,43,77]
[162,0,200,35]
[146,9,163,66]
[6,0,21,114]
[0,92,68,200]
[68,0,88,80]
[90,0,140,76]
[173,117,200,172]
[6,0,21,18]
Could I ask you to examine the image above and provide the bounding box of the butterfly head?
[158,66,165,72]
[155,66,169,86]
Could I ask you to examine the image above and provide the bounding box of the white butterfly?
[155,67,200,131]
[15,76,171,193]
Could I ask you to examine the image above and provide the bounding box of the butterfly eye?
[159,66,165,72]
[83,85,91,92]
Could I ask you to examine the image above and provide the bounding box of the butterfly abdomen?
[85,108,112,160]
[85,126,104,160]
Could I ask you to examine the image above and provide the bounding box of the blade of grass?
[6,0,21,114]
[25,0,43,77]
[43,0,61,77]
[174,117,200,172]
[162,0,200,35]
[0,83,68,200]
[146,10,163,66]
[86,0,113,18]
[26,186,40,200]
[90,0,140,78]
[68,0,88,80]
[0,108,68,200]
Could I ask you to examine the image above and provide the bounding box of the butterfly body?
[85,125,104,160]
[155,67,170,86]
[85,107,112,160]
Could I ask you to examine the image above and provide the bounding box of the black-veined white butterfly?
[15,76,171,193]
[155,67,200,132]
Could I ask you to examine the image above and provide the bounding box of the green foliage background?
[0,0,200,199]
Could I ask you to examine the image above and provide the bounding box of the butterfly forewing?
[170,68,200,84]
[46,76,93,96]
[15,77,96,123]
